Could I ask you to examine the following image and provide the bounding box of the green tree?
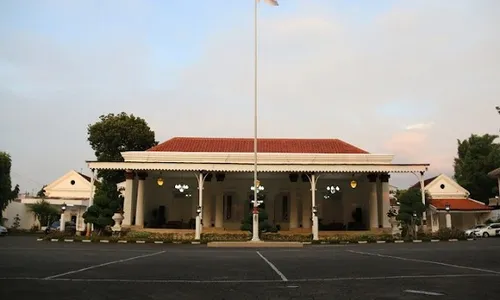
[87,112,158,184]
[82,180,123,234]
[454,134,500,204]
[0,152,20,225]
[395,188,429,239]
[36,185,47,197]
[27,199,59,227]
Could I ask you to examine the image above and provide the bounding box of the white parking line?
[405,289,444,296]
[347,250,500,275]
[256,251,288,281]
[43,251,165,279]
[0,273,495,283]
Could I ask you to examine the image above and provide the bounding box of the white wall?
[3,201,36,229]
[45,172,93,199]
[426,175,468,199]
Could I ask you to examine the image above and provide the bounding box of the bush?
[433,228,466,240]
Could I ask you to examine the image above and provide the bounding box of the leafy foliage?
[27,199,59,227]
[87,112,158,184]
[395,188,429,238]
[454,134,500,203]
[11,214,21,229]
[240,208,278,233]
[82,180,123,234]
[0,152,20,225]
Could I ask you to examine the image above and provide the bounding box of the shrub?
[433,228,466,240]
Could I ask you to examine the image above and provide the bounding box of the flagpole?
[251,0,260,242]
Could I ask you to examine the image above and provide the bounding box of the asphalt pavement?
[1,236,500,299]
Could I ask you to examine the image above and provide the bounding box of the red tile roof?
[431,198,492,211]
[409,176,438,189]
[147,137,369,154]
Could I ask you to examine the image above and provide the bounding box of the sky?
[1,0,499,194]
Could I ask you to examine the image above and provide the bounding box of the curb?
[36,237,477,244]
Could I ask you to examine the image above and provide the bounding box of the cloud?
[405,122,435,131]
[1,0,499,192]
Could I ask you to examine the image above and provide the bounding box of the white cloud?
[405,122,435,131]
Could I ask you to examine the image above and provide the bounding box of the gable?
[43,170,93,199]
[425,174,469,199]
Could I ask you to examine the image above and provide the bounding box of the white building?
[410,173,493,232]
[3,170,96,231]
[87,137,429,239]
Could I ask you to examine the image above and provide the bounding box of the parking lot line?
[404,289,444,296]
[256,251,288,281]
[347,250,500,275]
[0,273,495,283]
[43,250,166,279]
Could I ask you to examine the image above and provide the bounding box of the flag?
[258,0,279,6]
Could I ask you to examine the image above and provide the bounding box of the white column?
[59,211,65,232]
[376,178,383,228]
[419,171,427,228]
[309,174,319,240]
[122,171,135,226]
[215,193,223,228]
[86,168,96,236]
[289,189,298,229]
[368,174,378,229]
[135,172,147,227]
[445,212,452,228]
[380,173,391,228]
[195,172,206,240]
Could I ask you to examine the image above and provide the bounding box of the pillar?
[123,171,135,226]
[86,168,96,236]
[380,173,391,228]
[445,212,452,228]
[289,189,298,229]
[195,172,206,240]
[376,178,383,228]
[135,172,147,227]
[419,171,427,227]
[309,174,319,241]
[215,193,223,228]
[367,173,378,229]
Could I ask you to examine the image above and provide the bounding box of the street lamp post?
[60,203,67,232]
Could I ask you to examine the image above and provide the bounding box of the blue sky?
[0,0,499,193]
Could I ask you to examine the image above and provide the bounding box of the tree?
[0,152,20,225]
[87,112,158,184]
[454,134,500,204]
[82,180,123,234]
[394,188,429,239]
[240,208,278,234]
[27,199,59,227]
